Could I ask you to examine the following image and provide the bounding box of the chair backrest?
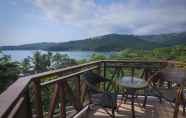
[159,68,186,85]
[84,71,106,85]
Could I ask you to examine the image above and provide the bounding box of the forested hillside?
[1,32,186,51]
[48,34,163,51]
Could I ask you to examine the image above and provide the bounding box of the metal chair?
[84,71,117,118]
[183,87,186,115]
[147,68,186,117]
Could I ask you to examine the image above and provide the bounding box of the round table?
[117,76,148,118]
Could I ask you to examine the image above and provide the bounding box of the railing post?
[103,61,106,91]
[97,62,101,75]
[25,88,32,118]
[103,61,106,78]
[144,68,149,81]
[173,86,183,118]
[48,83,60,118]
[59,81,66,118]
[33,79,43,118]
[75,75,83,111]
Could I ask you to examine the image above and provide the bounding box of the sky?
[0,0,186,46]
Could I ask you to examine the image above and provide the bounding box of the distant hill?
[47,34,163,51]
[1,32,186,51]
[0,42,56,50]
[139,32,186,44]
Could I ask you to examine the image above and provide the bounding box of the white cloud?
[33,0,186,35]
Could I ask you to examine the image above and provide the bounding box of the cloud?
[33,0,186,35]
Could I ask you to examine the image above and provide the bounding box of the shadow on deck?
[87,96,185,118]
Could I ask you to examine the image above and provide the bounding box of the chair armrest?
[85,80,104,93]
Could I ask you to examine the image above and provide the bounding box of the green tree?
[52,53,77,69]
[0,52,20,93]
[20,57,32,74]
[90,53,107,61]
[32,51,52,73]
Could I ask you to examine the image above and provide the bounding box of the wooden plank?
[64,81,81,111]
[103,60,168,63]
[7,97,25,118]
[0,60,181,118]
[75,76,83,111]
[73,105,89,118]
[25,89,32,118]
[173,87,184,118]
[0,78,31,118]
[41,66,98,86]
[33,79,43,118]
[48,83,60,118]
[59,81,66,118]
[80,81,87,104]
[88,96,185,118]
[31,61,101,80]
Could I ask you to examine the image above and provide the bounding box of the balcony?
[0,60,185,118]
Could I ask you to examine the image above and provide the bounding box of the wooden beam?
[59,81,66,118]
[33,79,43,118]
[0,78,31,118]
[48,83,60,118]
[41,66,98,86]
[73,105,89,118]
[75,76,83,111]
[173,86,183,118]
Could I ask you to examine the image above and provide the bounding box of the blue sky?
[1,0,186,46]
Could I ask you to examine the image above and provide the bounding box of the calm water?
[2,50,113,62]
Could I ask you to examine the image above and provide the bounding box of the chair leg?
[143,89,148,107]
[183,103,185,115]
[124,93,128,103]
[159,96,162,103]
[112,108,115,118]
[143,94,147,107]
[117,94,124,112]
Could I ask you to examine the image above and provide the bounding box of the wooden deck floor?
[87,96,185,118]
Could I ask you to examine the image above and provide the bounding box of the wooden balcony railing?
[0,60,183,118]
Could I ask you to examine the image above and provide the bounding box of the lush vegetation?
[1,44,186,93]
[0,52,20,93]
[1,32,186,51]
[1,45,186,112]
[0,51,77,93]
[110,45,186,61]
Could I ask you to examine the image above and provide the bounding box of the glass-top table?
[118,76,148,89]
[117,76,148,118]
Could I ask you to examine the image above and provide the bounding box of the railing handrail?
[0,60,101,118]
[0,60,183,118]
[26,60,101,80]
[0,78,31,117]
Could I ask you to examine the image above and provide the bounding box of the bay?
[2,50,113,62]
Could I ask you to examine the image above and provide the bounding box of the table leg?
[131,92,135,118]
[117,93,124,112]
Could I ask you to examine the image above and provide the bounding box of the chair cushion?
[91,93,117,108]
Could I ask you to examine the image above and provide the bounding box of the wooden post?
[59,81,66,118]
[75,75,83,111]
[103,62,106,91]
[97,62,101,75]
[33,79,43,118]
[131,67,135,78]
[173,86,183,118]
[48,83,60,118]
[103,62,106,78]
[25,88,32,118]
[144,68,149,81]
[97,62,102,89]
